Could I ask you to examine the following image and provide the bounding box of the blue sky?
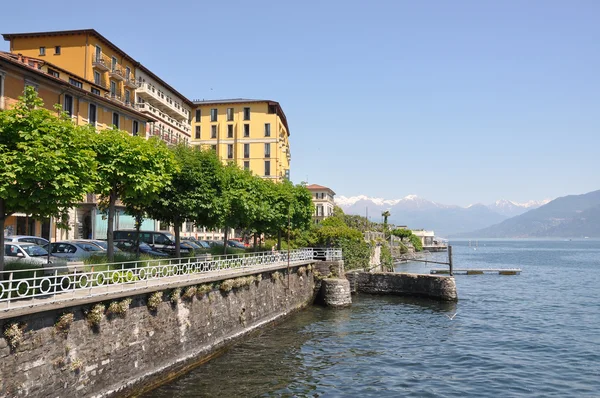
[2,0,598,206]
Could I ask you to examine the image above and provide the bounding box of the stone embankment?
[346,271,457,301]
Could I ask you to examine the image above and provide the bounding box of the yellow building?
[192,99,291,181]
[2,29,193,145]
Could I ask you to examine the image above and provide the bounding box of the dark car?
[206,240,224,247]
[227,240,246,249]
[114,239,169,258]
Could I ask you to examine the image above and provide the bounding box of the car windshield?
[139,242,152,250]
[92,241,108,250]
[21,245,48,257]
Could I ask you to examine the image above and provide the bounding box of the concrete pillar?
[320,278,352,307]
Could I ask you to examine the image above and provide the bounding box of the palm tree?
[382,210,391,238]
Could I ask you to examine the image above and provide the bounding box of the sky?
[1,0,599,206]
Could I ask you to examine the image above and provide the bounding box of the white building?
[135,65,193,145]
[306,184,336,223]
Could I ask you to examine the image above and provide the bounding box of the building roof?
[193,98,290,136]
[305,184,336,195]
[2,29,194,107]
[0,51,156,123]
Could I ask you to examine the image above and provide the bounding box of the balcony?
[92,54,110,71]
[109,65,125,81]
[124,78,139,89]
[105,92,123,103]
[136,103,191,134]
[136,83,188,121]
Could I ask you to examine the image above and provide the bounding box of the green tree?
[382,210,391,239]
[92,129,177,262]
[146,145,222,257]
[0,87,96,270]
[119,137,176,258]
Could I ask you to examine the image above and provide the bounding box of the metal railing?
[0,248,342,311]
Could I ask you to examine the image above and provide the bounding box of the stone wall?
[346,271,457,301]
[0,266,316,398]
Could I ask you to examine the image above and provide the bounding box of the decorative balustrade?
[0,248,341,312]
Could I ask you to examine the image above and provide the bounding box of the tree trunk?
[253,233,258,251]
[223,227,228,255]
[174,220,181,258]
[107,190,117,263]
[277,229,282,251]
[135,212,142,259]
[0,200,5,272]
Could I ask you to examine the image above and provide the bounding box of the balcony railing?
[92,54,110,71]
[105,92,123,103]
[136,83,188,121]
[109,65,125,81]
[124,78,139,89]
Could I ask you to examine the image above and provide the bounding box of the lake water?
[143,240,600,397]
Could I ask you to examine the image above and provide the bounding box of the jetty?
[431,268,521,275]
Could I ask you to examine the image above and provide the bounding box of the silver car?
[4,235,49,246]
[44,241,104,261]
[4,242,56,265]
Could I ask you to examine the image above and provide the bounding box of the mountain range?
[335,194,550,237]
[452,189,600,238]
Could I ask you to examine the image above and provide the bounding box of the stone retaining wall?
[0,266,316,398]
[346,271,457,301]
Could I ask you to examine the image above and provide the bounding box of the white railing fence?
[0,248,342,311]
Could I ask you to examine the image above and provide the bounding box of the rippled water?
[143,240,600,397]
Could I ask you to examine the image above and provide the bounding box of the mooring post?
[448,245,453,276]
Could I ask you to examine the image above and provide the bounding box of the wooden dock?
[431,268,521,275]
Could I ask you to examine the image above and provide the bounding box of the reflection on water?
[144,240,600,397]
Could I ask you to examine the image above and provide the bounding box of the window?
[63,94,73,117]
[69,78,83,88]
[125,90,131,104]
[110,81,116,96]
[39,47,46,56]
[126,66,131,80]
[94,71,101,85]
[268,104,276,114]
[244,143,250,158]
[227,144,234,159]
[264,143,271,158]
[227,107,234,121]
[264,160,271,176]
[111,56,117,71]
[133,120,139,136]
[95,45,102,62]
[265,123,271,137]
[210,108,217,122]
[243,107,250,120]
[89,103,97,125]
[195,109,201,122]
[211,145,217,152]
[211,125,217,138]
[48,69,59,78]
[195,126,201,139]
[91,87,100,95]
[227,124,233,138]
[54,46,61,55]
[113,112,120,128]
[243,124,250,137]
[243,161,250,171]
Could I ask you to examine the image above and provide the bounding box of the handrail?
[0,248,342,311]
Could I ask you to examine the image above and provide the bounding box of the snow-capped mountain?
[335,194,551,236]
[487,199,551,217]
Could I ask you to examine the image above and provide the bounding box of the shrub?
[182,286,197,301]
[297,266,307,276]
[107,298,132,318]
[196,284,212,297]
[220,279,235,292]
[70,358,83,372]
[55,313,74,335]
[85,304,105,327]
[170,288,182,304]
[3,322,24,350]
[254,273,262,283]
[147,291,163,311]
[271,271,282,282]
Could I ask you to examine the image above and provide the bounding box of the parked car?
[206,240,224,247]
[195,240,211,249]
[113,240,169,258]
[227,240,246,249]
[43,241,105,261]
[4,235,49,246]
[3,242,59,266]
[70,239,122,252]
[113,230,191,255]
